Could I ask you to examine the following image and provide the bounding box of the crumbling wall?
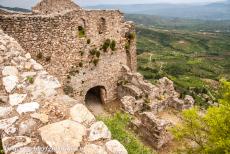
[0,29,127,154]
[0,7,137,103]
[32,0,81,14]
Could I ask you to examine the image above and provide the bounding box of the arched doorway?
[85,86,107,116]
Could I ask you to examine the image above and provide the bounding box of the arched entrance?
[85,86,107,116]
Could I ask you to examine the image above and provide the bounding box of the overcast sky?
[0,0,227,9]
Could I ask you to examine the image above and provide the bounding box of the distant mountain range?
[1,1,230,20]
[87,1,230,20]
[0,5,30,12]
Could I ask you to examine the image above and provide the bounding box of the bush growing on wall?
[110,40,116,51]
[78,26,85,37]
[102,39,111,52]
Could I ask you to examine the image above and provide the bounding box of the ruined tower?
[0,0,137,103]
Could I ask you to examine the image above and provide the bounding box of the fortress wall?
[0,9,137,102]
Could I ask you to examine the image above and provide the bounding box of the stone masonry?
[0,0,195,152]
[0,29,128,154]
[0,0,137,103]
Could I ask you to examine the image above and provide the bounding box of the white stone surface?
[20,72,37,79]
[70,104,95,125]
[28,74,61,99]
[0,116,19,132]
[0,106,13,117]
[39,120,86,154]
[9,93,27,106]
[2,75,18,93]
[89,121,111,141]
[83,144,107,154]
[25,53,31,59]
[2,66,18,76]
[105,140,128,154]
[16,102,40,114]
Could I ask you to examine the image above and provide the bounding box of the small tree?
[172,80,230,153]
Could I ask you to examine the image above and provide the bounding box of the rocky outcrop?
[132,112,171,149]
[0,30,126,154]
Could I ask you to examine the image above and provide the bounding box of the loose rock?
[39,120,86,154]
[16,102,40,114]
[2,75,18,93]
[9,93,27,106]
[105,140,128,154]
[0,106,13,118]
[70,104,95,125]
[89,121,111,141]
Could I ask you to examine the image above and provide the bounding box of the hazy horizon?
[0,0,227,9]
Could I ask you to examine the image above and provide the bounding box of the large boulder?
[105,140,128,154]
[88,121,111,141]
[39,120,86,154]
[27,74,61,99]
[70,104,95,126]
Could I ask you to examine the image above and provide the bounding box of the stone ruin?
[0,0,194,153]
[0,0,137,104]
[0,28,127,154]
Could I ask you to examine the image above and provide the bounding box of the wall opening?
[85,86,107,116]
[98,17,106,34]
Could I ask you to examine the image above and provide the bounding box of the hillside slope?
[136,26,230,106]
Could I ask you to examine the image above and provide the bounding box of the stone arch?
[98,17,106,34]
[85,86,107,104]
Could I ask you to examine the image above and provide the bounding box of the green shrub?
[96,51,101,58]
[80,51,84,56]
[79,62,83,67]
[26,76,34,84]
[125,43,131,51]
[87,39,91,44]
[98,112,154,154]
[102,39,111,52]
[78,26,85,37]
[126,32,136,40]
[93,59,99,66]
[90,49,97,55]
[110,40,116,51]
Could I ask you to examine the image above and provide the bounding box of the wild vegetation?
[172,80,230,153]
[98,112,154,154]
